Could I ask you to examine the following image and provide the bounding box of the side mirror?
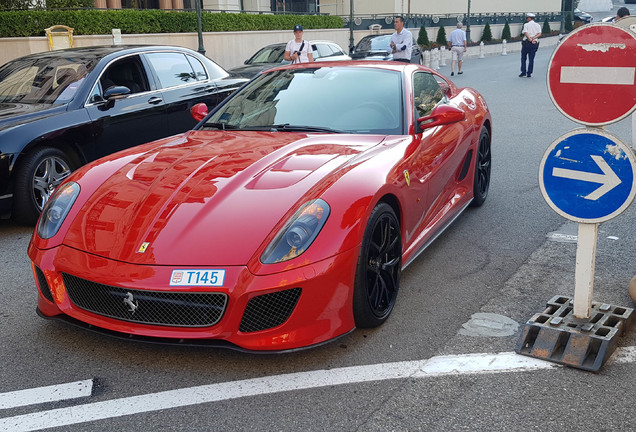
[98,85,130,110]
[190,103,209,122]
[417,105,465,131]
[103,85,130,100]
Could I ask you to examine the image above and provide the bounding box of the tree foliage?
[47,0,94,7]
[542,18,552,35]
[501,20,511,40]
[417,24,430,47]
[0,9,343,37]
[480,22,492,42]
[435,26,447,46]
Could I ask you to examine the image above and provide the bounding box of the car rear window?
[0,56,95,104]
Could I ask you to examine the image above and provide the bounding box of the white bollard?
[479,41,485,59]
[431,48,440,70]
[423,50,431,68]
[112,28,122,45]
[501,39,508,56]
[439,46,447,66]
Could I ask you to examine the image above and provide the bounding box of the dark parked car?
[350,34,423,64]
[0,45,248,224]
[573,8,593,24]
[227,41,351,79]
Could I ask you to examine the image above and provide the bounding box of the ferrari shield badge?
[403,170,410,187]
[137,242,150,253]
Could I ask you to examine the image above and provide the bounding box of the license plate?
[169,269,226,287]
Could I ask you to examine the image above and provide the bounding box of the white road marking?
[553,155,621,200]
[560,66,635,85]
[0,380,93,410]
[1,348,634,432]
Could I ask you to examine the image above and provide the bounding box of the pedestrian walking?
[449,22,467,76]
[519,13,541,78]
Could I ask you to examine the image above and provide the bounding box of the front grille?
[239,288,302,333]
[62,273,227,327]
[35,266,54,302]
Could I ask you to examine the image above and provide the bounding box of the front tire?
[470,126,491,207]
[12,147,73,225]
[353,202,402,328]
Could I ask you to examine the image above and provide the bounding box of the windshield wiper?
[200,122,239,130]
[262,124,344,133]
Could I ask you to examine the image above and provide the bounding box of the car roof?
[262,40,343,48]
[10,45,201,62]
[263,59,422,74]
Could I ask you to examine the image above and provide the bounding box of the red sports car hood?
[64,130,387,266]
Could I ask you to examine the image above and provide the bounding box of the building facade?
[93,0,563,14]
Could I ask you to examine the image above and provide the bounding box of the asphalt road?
[1,29,636,431]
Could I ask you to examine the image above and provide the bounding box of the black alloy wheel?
[353,202,402,328]
[471,126,491,207]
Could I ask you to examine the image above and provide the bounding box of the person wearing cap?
[284,25,314,64]
[388,16,413,63]
[616,7,630,21]
[519,12,542,78]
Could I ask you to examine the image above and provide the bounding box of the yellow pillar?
[94,0,107,8]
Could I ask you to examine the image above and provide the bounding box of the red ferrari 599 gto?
[28,61,492,352]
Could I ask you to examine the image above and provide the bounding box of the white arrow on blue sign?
[539,129,636,223]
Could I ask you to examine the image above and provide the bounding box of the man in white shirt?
[519,13,542,78]
[388,16,413,63]
[284,25,314,64]
[448,22,467,76]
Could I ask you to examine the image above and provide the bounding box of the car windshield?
[203,66,404,135]
[355,35,391,52]
[247,45,287,64]
[0,56,97,104]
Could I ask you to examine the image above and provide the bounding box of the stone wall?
[0,22,561,70]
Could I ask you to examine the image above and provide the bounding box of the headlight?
[261,199,330,264]
[37,182,80,239]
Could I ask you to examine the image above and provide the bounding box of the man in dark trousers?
[519,13,542,78]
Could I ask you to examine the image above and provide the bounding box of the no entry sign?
[548,23,636,126]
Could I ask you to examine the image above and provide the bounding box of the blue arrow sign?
[539,129,636,223]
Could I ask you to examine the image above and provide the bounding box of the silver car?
[228,40,351,79]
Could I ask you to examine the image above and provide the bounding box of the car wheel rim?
[32,156,71,211]
[476,132,491,196]
[364,212,401,319]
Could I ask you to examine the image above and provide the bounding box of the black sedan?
[573,8,593,24]
[0,45,248,224]
[350,34,423,64]
[227,40,351,79]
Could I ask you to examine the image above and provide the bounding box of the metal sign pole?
[573,222,598,318]
[632,112,636,149]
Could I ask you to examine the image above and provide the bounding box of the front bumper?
[29,244,359,351]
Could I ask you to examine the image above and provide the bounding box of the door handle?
[147,97,163,105]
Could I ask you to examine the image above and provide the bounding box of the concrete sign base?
[515,295,633,372]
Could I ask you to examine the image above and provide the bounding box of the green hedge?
[0,9,343,38]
